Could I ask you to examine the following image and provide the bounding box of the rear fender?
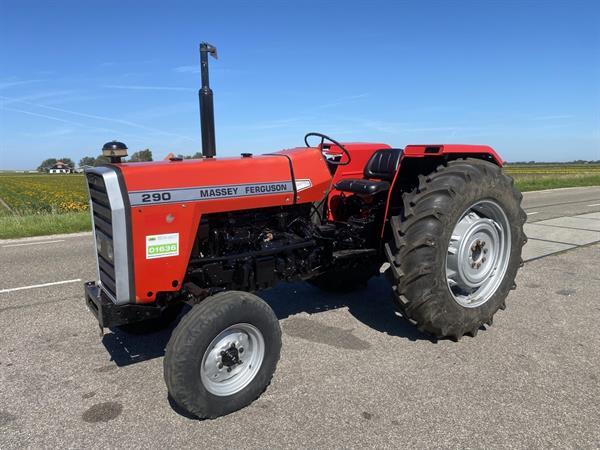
[379,144,503,237]
[402,144,503,166]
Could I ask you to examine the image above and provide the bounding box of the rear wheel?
[164,291,281,419]
[384,158,526,340]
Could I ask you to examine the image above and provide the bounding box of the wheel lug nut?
[227,367,232,373]
[476,263,481,269]
[471,263,476,268]
[239,347,244,353]
[218,363,223,369]
[482,257,486,263]
[484,249,488,254]
[481,241,486,247]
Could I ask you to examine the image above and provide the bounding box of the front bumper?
[84,281,163,329]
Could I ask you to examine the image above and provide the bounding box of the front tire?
[164,291,281,419]
[384,158,526,340]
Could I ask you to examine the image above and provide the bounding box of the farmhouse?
[48,162,71,174]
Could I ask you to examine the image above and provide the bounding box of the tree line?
[37,149,154,172]
[37,149,235,172]
[508,160,600,165]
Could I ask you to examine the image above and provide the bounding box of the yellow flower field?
[504,164,600,175]
[0,174,89,215]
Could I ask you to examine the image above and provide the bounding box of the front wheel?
[164,291,281,419]
[384,158,526,340]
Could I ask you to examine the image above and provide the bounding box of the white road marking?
[527,212,539,216]
[0,278,81,294]
[587,203,600,207]
[2,239,65,248]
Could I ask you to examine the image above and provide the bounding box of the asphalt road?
[519,187,600,261]
[521,186,600,222]
[1,187,599,449]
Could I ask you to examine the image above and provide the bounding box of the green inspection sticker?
[146,233,179,259]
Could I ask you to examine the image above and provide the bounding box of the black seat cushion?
[363,148,403,181]
[334,148,402,195]
[334,179,390,195]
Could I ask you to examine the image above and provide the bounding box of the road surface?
[1,186,599,448]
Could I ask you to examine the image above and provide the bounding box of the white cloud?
[173,65,199,74]
[531,115,574,121]
[315,93,369,109]
[102,84,193,92]
[0,79,43,90]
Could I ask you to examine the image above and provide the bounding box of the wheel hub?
[220,344,241,368]
[446,200,511,308]
[200,323,264,396]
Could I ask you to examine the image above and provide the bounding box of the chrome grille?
[86,172,117,299]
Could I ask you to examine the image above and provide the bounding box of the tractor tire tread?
[164,291,281,419]
[385,158,525,339]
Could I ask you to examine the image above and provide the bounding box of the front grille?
[87,172,117,299]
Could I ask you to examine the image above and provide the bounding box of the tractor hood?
[116,147,332,210]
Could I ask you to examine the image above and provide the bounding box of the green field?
[1,165,599,239]
[504,163,600,191]
[0,173,90,239]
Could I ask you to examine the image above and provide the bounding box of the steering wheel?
[304,132,351,166]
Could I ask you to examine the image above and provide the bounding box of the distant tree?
[37,158,58,172]
[60,157,75,169]
[79,156,96,167]
[128,149,153,162]
[180,152,203,159]
[93,155,110,166]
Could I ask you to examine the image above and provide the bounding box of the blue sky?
[1,0,599,169]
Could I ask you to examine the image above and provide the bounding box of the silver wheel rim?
[446,200,511,308]
[200,323,265,396]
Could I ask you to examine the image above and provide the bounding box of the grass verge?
[510,174,600,192]
[0,211,90,239]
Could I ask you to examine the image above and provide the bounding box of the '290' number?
[141,192,172,203]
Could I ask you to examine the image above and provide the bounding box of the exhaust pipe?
[199,42,218,158]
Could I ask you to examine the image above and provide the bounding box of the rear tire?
[164,291,281,419]
[384,158,526,340]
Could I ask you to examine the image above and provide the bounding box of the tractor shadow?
[101,276,430,367]
[101,320,183,367]
[262,275,431,342]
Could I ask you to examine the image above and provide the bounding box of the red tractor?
[84,43,526,418]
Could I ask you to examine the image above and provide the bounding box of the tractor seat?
[335,148,403,195]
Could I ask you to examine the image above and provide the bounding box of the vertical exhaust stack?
[199,42,218,158]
